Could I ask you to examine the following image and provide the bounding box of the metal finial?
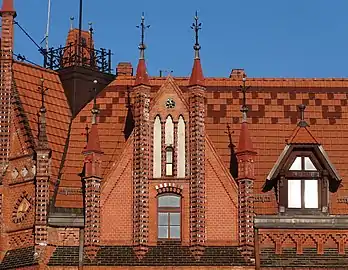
[239,75,250,122]
[136,12,150,59]
[85,124,90,142]
[298,104,308,127]
[88,22,93,34]
[70,16,75,30]
[191,11,202,59]
[91,79,99,124]
[38,76,49,113]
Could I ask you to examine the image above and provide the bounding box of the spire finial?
[239,75,250,122]
[298,104,308,127]
[91,80,99,124]
[38,76,48,113]
[70,16,74,30]
[136,12,150,60]
[191,11,202,59]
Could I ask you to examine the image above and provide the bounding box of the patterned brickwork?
[8,230,34,250]
[133,84,151,258]
[189,85,206,259]
[0,11,15,175]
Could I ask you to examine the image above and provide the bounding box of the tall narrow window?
[166,147,173,176]
[165,116,174,146]
[158,195,181,240]
[153,116,162,178]
[177,116,185,178]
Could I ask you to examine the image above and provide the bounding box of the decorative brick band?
[155,183,183,195]
[133,88,151,259]
[189,88,206,259]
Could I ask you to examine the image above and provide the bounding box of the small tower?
[236,76,256,261]
[132,13,151,259]
[0,0,16,174]
[82,80,103,260]
[34,77,52,260]
[188,11,206,260]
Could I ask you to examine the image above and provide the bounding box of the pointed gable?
[287,125,319,144]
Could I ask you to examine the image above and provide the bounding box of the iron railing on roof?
[42,41,112,74]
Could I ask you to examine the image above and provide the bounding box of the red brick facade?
[2,2,348,270]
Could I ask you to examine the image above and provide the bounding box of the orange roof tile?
[288,125,319,144]
[13,61,71,196]
[51,73,348,215]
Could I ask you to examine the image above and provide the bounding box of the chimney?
[116,62,133,77]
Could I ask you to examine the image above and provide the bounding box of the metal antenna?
[44,0,52,52]
[239,75,250,122]
[191,11,202,59]
[136,12,150,59]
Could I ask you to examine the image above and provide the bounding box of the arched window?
[153,116,162,178]
[177,116,185,178]
[157,194,181,240]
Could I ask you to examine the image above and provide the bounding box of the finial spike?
[70,16,75,30]
[191,11,202,59]
[91,80,99,124]
[239,75,250,122]
[298,104,308,127]
[38,75,48,112]
[136,12,150,60]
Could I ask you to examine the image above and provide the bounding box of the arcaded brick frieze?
[189,86,206,259]
[133,85,151,258]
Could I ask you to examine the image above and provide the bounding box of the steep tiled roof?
[13,61,71,195]
[55,75,348,215]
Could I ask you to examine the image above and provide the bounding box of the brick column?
[133,85,151,258]
[0,4,16,175]
[82,121,103,259]
[189,85,206,259]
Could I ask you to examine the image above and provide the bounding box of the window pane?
[158,196,180,207]
[166,164,173,176]
[305,180,318,208]
[304,157,317,171]
[158,212,168,225]
[166,149,173,163]
[170,213,180,225]
[158,226,168,238]
[288,180,301,208]
[170,226,180,239]
[289,157,302,171]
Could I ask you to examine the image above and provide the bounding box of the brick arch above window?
[155,183,183,195]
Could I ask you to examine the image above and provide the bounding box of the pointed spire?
[189,11,204,87]
[134,13,150,86]
[1,0,16,15]
[37,76,49,150]
[236,76,255,155]
[83,80,102,154]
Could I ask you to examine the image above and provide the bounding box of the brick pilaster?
[189,85,206,259]
[133,84,150,258]
[236,119,257,261]
[0,5,16,175]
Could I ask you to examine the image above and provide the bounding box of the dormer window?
[287,156,319,209]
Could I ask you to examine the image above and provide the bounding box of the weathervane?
[239,75,251,121]
[191,11,202,59]
[38,76,49,113]
[136,12,150,59]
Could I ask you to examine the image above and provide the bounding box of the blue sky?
[5,0,348,78]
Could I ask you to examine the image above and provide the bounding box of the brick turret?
[34,78,52,261]
[236,77,257,261]
[188,12,206,260]
[82,91,103,260]
[132,14,151,259]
